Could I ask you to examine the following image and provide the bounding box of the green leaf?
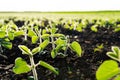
[18,45,32,55]
[1,41,12,49]
[112,46,120,56]
[39,60,59,75]
[13,57,31,74]
[31,36,38,44]
[51,49,57,59]
[41,34,50,40]
[96,60,120,80]
[70,41,82,57]
[14,31,24,37]
[8,31,14,40]
[32,47,41,55]
[42,34,50,38]
[0,31,6,38]
[55,38,66,45]
[91,25,98,32]
[39,40,49,50]
[107,46,120,62]
[51,44,64,58]
[28,30,36,37]
[107,52,119,61]
[114,27,120,32]
[42,29,47,34]
[51,28,57,34]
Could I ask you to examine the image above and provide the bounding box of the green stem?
[38,29,42,44]
[24,26,27,41]
[51,34,55,49]
[29,56,38,80]
[64,35,69,55]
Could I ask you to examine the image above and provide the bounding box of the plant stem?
[29,56,38,80]
[38,29,42,44]
[0,44,3,53]
[64,35,69,55]
[24,26,27,41]
[51,34,55,49]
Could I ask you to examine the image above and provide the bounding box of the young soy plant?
[96,46,120,80]
[0,31,12,59]
[50,34,83,58]
[13,44,58,80]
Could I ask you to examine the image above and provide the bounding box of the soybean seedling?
[51,35,83,58]
[13,41,58,80]
[96,46,120,80]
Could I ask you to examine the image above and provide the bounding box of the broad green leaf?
[8,31,14,40]
[39,60,59,75]
[14,31,24,37]
[91,25,98,32]
[32,47,41,55]
[28,30,36,37]
[114,75,120,80]
[13,57,31,74]
[0,31,6,38]
[18,45,32,55]
[31,36,38,44]
[53,34,64,37]
[96,60,119,80]
[39,40,49,50]
[1,41,12,49]
[55,38,66,45]
[41,34,50,38]
[70,41,82,57]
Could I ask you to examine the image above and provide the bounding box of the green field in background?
[0,11,120,20]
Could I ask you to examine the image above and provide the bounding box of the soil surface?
[1,22,120,80]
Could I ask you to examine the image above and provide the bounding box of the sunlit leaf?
[39,60,59,75]
[39,40,49,50]
[18,45,32,55]
[8,31,14,40]
[1,41,12,49]
[13,57,31,74]
[28,30,36,37]
[32,47,41,55]
[14,31,24,37]
[70,41,82,57]
[96,60,119,80]
[0,31,6,38]
[32,36,38,44]
[91,25,98,32]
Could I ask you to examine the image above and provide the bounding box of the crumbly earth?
[0,23,120,80]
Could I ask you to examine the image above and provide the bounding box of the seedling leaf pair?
[107,46,120,62]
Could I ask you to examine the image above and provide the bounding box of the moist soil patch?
[0,26,120,80]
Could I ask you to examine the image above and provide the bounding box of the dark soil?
[1,24,120,80]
